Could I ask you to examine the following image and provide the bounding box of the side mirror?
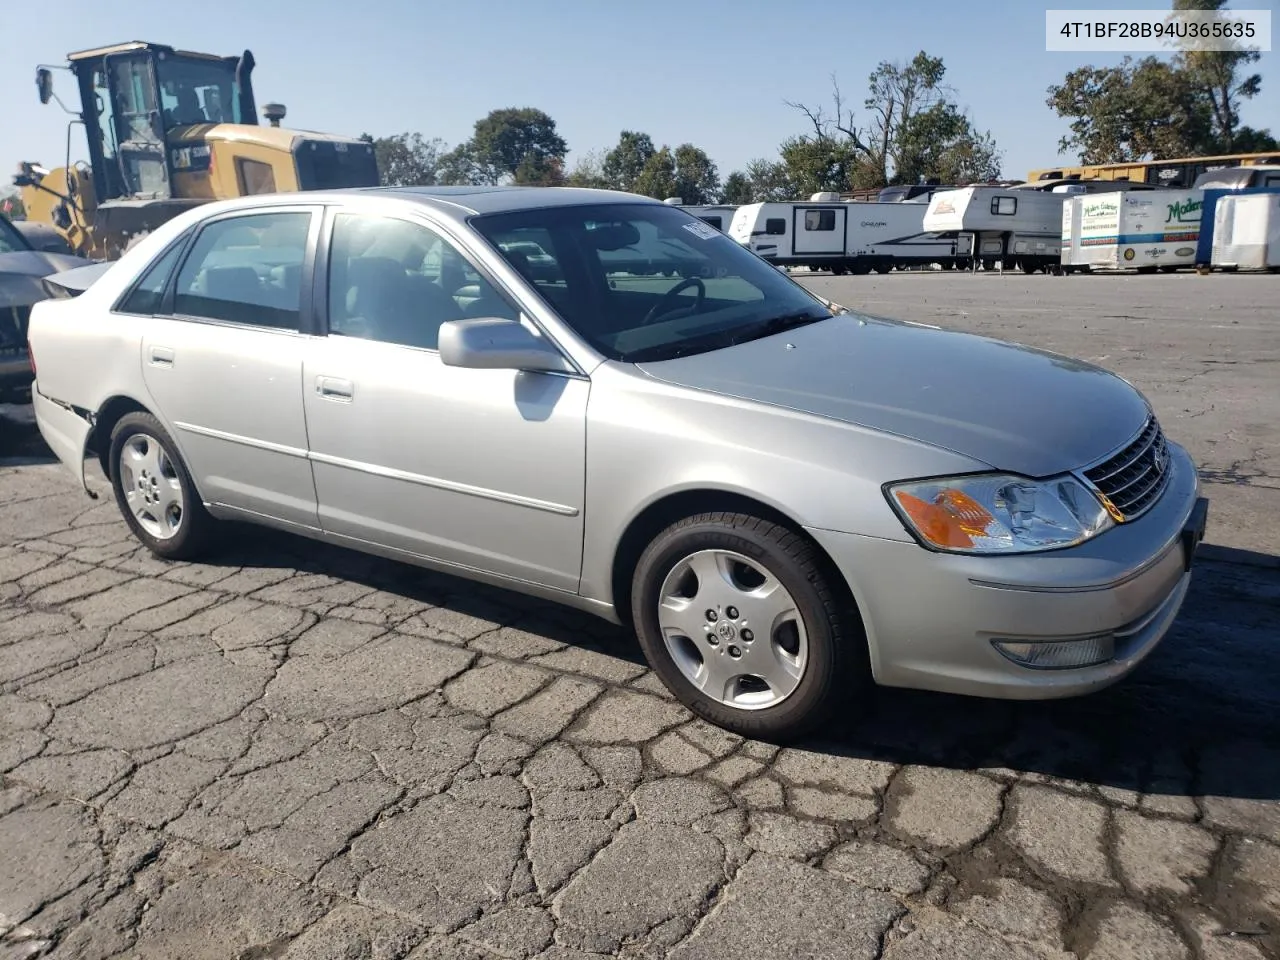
[36,68,53,105]
[438,317,574,374]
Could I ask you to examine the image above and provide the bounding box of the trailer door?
[793,206,846,255]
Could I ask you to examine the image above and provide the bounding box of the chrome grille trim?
[1078,415,1172,522]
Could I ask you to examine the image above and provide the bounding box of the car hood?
[0,251,94,309]
[635,313,1151,478]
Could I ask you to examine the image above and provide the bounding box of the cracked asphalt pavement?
[2,272,1278,959]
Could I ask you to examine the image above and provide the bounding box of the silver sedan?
[27,186,1209,740]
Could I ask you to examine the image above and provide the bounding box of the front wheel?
[630,512,868,741]
[109,411,217,561]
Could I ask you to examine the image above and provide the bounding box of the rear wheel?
[108,412,217,561]
[631,512,868,742]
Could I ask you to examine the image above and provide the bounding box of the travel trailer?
[1210,193,1280,271]
[1193,164,1280,191]
[1061,188,1206,272]
[923,179,1156,273]
[682,205,739,233]
[729,193,962,273]
[1191,166,1280,265]
[662,199,739,234]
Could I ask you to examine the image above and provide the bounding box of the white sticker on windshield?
[681,220,720,240]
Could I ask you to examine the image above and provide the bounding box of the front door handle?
[316,376,354,401]
[149,345,175,367]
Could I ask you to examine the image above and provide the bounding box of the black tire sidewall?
[631,516,851,740]
[108,412,210,560]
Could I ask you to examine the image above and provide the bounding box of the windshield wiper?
[625,312,830,363]
[728,311,827,345]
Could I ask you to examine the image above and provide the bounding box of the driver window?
[326,213,518,350]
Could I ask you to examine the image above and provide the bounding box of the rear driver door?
[135,205,322,530]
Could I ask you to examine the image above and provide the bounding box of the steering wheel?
[640,276,705,326]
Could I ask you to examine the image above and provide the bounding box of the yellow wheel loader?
[15,41,380,260]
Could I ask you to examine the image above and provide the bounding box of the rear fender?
[31,386,98,499]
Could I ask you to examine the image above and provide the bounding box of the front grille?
[1083,416,1172,520]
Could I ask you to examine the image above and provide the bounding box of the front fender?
[578,362,990,607]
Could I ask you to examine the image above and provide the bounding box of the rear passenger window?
[116,234,189,315]
[173,211,310,329]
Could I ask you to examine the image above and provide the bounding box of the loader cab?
[65,42,258,205]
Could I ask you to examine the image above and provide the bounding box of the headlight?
[885,473,1114,554]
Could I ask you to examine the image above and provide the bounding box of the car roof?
[180,185,663,228]
[342,185,656,215]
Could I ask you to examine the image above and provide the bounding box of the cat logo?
[1123,247,1135,260]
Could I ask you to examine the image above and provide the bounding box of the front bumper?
[807,440,1207,700]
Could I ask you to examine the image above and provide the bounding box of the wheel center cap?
[715,620,737,642]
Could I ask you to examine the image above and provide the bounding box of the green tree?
[743,158,795,201]
[361,132,447,186]
[436,142,483,185]
[564,148,609,188]
[783,54,999,189]
[778,135,861,195]
[632,147,678,199]
[1173,0,1269,152]
[721,171,753,204]
[444,108,568,185]
[602,131,656,191]
[1046,1,1275,161]
[895,103,1003,183]
[672,143,720,204]
[1046,59,1210,161]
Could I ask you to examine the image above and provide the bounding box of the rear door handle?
[149,345,175,367]
[316,376,354,401]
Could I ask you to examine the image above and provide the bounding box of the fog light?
[991,635,1115,669]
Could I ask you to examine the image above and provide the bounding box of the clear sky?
[1,0,1276,190]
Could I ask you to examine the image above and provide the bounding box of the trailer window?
[699,216,722,230]
[991,197,1017,216]
[804,209,836,231]
[765,218,786,235]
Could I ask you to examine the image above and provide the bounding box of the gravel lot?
[1,272,1277,960]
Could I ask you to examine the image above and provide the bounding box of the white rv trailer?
[728,192,962,273]
[1061,188,1205,272]
[662,199,739,234]
[922,179,1156,273]
[1210,192,1280,271]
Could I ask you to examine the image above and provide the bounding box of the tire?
[108,411,217,561]
[630,511,869,742]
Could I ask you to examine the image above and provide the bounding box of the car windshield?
[469,202,834,362]
[0,217,29,255]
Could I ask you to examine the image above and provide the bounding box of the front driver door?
[301,207,589,592]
